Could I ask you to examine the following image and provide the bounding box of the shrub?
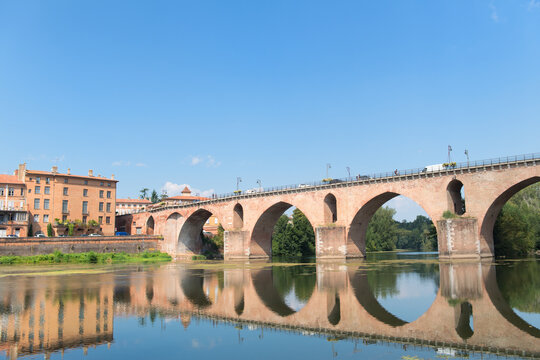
[47,223,54,237]
[442,210,458,219]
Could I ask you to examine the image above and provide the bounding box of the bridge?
[117,153,540,259]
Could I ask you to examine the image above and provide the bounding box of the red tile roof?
[117,198,152,204]
[165,195,210,201]
[25,169,118,182]
[181,186,191,194]
[0,174,23,185]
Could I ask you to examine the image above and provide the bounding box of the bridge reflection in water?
[0,261,539,359]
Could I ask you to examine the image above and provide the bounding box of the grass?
[0,250,172,265]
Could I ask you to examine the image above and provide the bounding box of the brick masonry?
[0,236,162,256]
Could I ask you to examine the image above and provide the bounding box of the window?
[43,215,49,223]
[106,216,110,224]
[34,214,39,222]
[99,190,104,198]
[62,200,68,213]
[64,178,68,184]
[83,189,88,197]
[100,181,104,186]
[214,218,218,224]
[44,199,50,210]
[107,191,111,199]
[98,216,103,224]
[20,188,24,196]
[44,186,50,195]
[136,227,142,235]
[82,201,88,214]
[46,177,50,184]
[84,180,88,185]
[36,177,41,184]
[8,188,14,196]
[0,188,3,196]
[108,183,111,187]
[34,199,40,210]
[28,189,31,193]
[82,216,87,224]
[63,187,68,196]
[35,186,41,194]
[106,203,111,212]
[99,202,104,212]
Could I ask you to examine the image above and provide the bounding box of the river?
[0,253,538,359]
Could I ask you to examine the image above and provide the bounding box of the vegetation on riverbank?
[272,209,315,258]
[494,183,540,257]
[0,250,172,265]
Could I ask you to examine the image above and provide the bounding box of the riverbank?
[0,250,172,265]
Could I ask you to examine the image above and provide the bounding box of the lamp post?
[326,163,331,179]
[346,166,351,181]
[236,177,242,192]
[464,149,469,167]
[448,145,453,163]
[256,179,262,191]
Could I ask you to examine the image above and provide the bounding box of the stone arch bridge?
[118,155,539,259]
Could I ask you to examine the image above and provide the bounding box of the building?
[0,174,29,237]
[116,198,152,215]
[162,186,210,206]
[0,164,118,237]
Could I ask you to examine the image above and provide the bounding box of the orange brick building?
[0,164,118,236]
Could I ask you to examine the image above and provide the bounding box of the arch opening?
[233,203,244,229]
[324,193,337,224]
[177,209,222,255]
[447,179,466,215]
[146,216,155,235]
[455,301,474,340]
[250,202,315,258]
[327,292,341,326]
[348,193,437,256]
[482,178,540,257]
[252,265,316,317]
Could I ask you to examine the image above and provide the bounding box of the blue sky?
[1,1,539,220]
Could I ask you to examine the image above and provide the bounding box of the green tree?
[271,209,315,258]
[47,223,53,237]
[150,189,159,203]
[139,188,149,200]
[366,207,398,251]
[494,183,540,256]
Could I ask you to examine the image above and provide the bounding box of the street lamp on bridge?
[465,149,470,167]
[236,177,242,192]
[346,166,351,181]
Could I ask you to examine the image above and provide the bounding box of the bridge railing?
[150,152,540,210]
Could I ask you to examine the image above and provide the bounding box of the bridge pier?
[437,218,492,259]
[315,226,349,259]
[223,230,250,260]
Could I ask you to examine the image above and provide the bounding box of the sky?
[1,0,539,221]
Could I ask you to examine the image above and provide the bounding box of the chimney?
[88,170,93,177]
[111,174,115,180]
[67,168,71,175]
[17,163,26,182]
[52,166,58,174]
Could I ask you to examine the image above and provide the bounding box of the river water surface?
[0,253,538,359]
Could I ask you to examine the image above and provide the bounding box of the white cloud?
[528,0,540,10]
[135,162,147,167]
[489,3,499,22]
[189,155,221,167]
[161,181,215,198]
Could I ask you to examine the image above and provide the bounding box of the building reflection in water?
[0,261,538,359]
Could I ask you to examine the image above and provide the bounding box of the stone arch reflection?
[180,269,212,309]
[252,265,316,317]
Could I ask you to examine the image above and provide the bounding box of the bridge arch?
[233,203,244,229]
[146,216,155,235]
[447,179,466,215]
[479,176,540,256]
[347,192,437,256]
[249,201,315,258]
[323,193,337,224]
[177,208,222,255]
